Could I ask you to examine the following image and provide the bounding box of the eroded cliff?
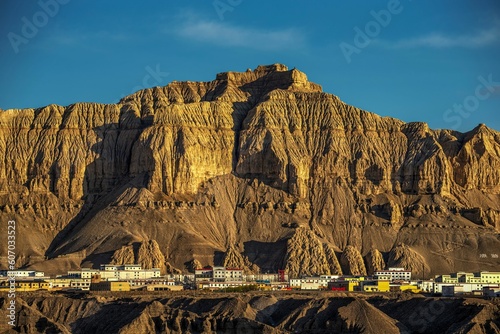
[0,64,499,276]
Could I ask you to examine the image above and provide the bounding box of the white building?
[244,273,289,282]
[197,281,253,290]
[417,280,435,293]
[127,278,176,287]
[195,267,244,282]
[435,271,500,284]
[195,267,213,282]
[48,278,72,289]
[68,268,99,279]
[290,276,339,289]
[70,279,91,291]
[301,282,321,290]
[374,268,411,281]
[0,270,45,278]
[100,264,142,271]
[99,269,161,280]
[431,282,499,294]
[67,264,160,281]
[213,267,244,282]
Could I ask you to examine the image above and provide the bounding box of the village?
[1,265,499,298]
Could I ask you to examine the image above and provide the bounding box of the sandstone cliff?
[0,64,499,276]
[340,245,367,276]
[364,248,386,275]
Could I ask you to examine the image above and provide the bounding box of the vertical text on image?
[6,220,16,327]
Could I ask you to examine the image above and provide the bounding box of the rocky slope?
[0,64,499,276]
[1,292,499,334]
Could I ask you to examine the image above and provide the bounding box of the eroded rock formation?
[365,248,386,275]
[340,245,367,276]
[283,228,337,277]
[388,243,428,278]
[0,64,499,276]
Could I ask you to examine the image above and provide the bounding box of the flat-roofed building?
[195,267,213,282]
[374,268,411,282]
[48,278,72,289]
[290,276,339,289]
[70,279,91,291]
[99,269,161,280]
[195,266,244,283]
[479,272,500,284]
[432,282,499,294]
[100,264,142,271]
[197,281,254,290]
[15,280,52,291]
[328,280,359,292]
[68,268,99,279]
[90,281,130,292]
[247,273,289,282]
[301,282,321,290]
[128,278,176,287]
[145,284,183,291]
[213,267,244,282]
[68,265,160,281]
[436,271,500,285]
[0,270,45,278]
[360,280,390,292]
[389,283,420,293]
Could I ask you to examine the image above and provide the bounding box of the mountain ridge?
[1,64,499,276]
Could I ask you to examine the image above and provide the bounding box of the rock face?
[137,239,166,270]
[365,249,386,275]
[340,245,367,276]
[110,245,135,265]
[110,239,168,272]
[221,246,259,274]
[388,243,428,278]
[0,64,499,276]
[283,228,338,277]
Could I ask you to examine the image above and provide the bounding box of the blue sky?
[0,0,499,132]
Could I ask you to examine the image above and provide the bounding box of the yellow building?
[480,272,500,284]
[15,281,51,291]
[48,278,72,289]
[342,276,365,282]
[436,275,459,284]
[390,284,420,293]
[256,282,272,291]
[145,284,183,291]
[436,272,500,284]
[362,280,390,292]
[90,281,130,292]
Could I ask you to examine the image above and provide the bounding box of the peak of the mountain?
[0,64,499,276]
[119,63,322,105]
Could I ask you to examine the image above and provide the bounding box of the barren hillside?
[1,292,499,333]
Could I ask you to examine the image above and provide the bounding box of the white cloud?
[51,31,130,46]
[379,27,499,49]
[173,17,304,51]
